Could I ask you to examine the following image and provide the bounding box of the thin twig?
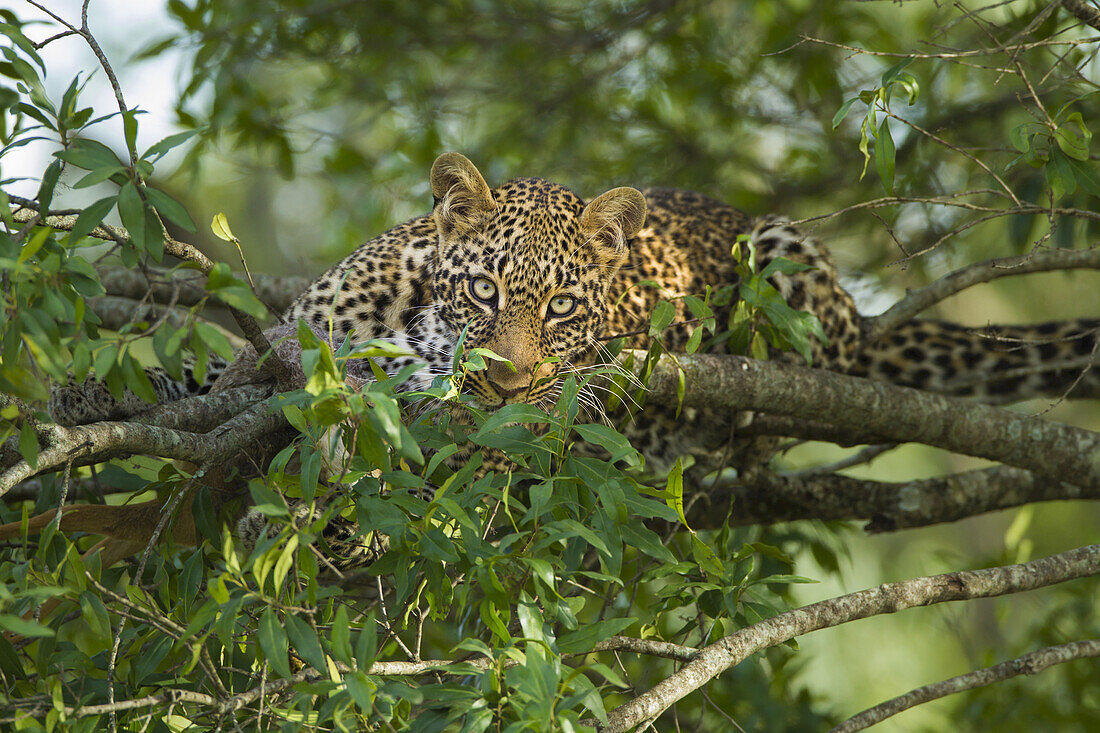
[830,638,1100,732]
[866,246,1100,340]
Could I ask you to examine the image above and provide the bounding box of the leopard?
[267,152,1098,471]
[13,152,1100,569]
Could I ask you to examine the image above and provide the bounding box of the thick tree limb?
[2,477,131,504]
[866,247,1100,340]
[96,264,311,314]
[1063,0,1100,32]
[830,638,1100,732]
[0,399,284,497]
[636,352,1100,489]
[0,384,272,474]
[688,465,1098,532]
[600,544,1100,731]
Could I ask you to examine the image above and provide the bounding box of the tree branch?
[830,638,1100,732]
[634,351,1100,489]
[600,544,1100,731]
[1062,0,1100,33]
[96,264,310,315]
[0,398,284,497]
[866,247,1100,340]
[2,476,131,504]
[688,465,1098,532]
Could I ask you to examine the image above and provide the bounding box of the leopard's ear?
[579,186,647,267]
[430,153,496,234]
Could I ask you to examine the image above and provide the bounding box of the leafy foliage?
[2,1,1100,731]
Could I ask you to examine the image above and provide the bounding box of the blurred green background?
[9,0,1100,729]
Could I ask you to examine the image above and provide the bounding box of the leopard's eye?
[470,276,497,305]
[548,294,576,317]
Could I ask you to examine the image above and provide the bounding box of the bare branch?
[600,544,1100,731]
[799,32,1100,59]
[867,247,1100,340]
[830,639,1100,732]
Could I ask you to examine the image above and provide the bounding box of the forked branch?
[600,544,1100,731]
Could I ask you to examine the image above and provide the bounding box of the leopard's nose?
[489,380,527,400]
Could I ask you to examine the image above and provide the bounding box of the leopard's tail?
[48,355,229,426]
[851,317,1099,402]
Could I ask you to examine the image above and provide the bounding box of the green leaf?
[832,97,858,129]
[271,534,298,591]
[143,129,198,162]
[259,609,292,678]
[330,606,353,665]
[53,138,122,171]
[79,590,111,641]
[1054,112,1091,162]
[248,479,290,518]
[1066,156,1100,198]
[0,614,54,638]
[193,322,237,362]
[896,73,920,105]
[123,109,140,157]
[572,423,639,466]
[355,613,378,667]
[205,262,267,318]
[121,354,157,404]
[0,22,46,71]
[18,422,37,470]
[758,257,814,280]
[145,186,196,232]
[665,459,687,526]
[72,165,126,189]
[1010,123,1032,153]
[690,534,724,578]
[473,403,551,439]
[648,300,676,337]
[36,158,62,214]
[284,612,328,672]
[17,225,50,265]
[748,573,819,586]
[344,670,376,711]
[619,523,676,563]
[1046,147,1077,200]
[117,181,147,253]
[875,117,896,195]
[557,617,636,654]
[69,196,117,243]
[879,58,913,86]
[93,342,118,379]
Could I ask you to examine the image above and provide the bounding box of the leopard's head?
[428,153,646,407]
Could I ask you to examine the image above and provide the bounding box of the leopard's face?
[428,155,646,407]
